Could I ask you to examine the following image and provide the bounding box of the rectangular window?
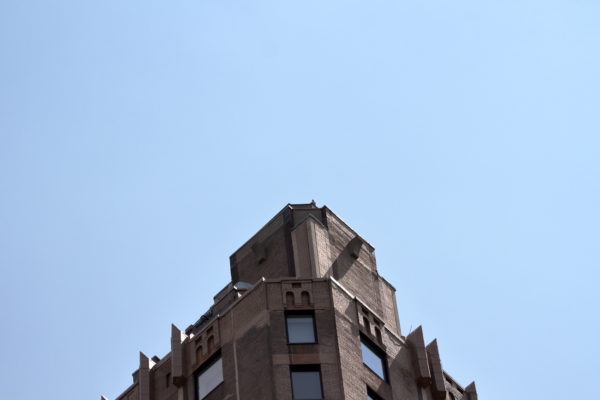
[290,365,323,399]
[361,334,388,381]
[286,311,316,344]
[196,353,223,399]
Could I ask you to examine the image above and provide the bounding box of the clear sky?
[1,1,599,399]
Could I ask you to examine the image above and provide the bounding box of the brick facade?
[104,203,477,400]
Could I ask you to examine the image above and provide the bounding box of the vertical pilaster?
[425,340,446,400]
[138,352,153,400]
[406,326,431,387]
[464,382,478,400]
[171,324,186,387]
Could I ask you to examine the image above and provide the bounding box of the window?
[290,365,323,399]
[195,353,223,399]
[360,334,388,381]
[286,311,316,344]
[367,387,383,400]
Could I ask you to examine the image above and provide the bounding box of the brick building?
[104,203,477,400]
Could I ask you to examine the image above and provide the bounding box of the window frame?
[289,364,324,400]
[194,351,224,400]
[360,333,389,382]
[285,310,318,345]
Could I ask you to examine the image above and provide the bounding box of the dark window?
[195,353,223,399]
[286,311,316,344]
[361,334,388,381]
[166,372,171,387]
[367,387,383,400]
[290,365,323,399]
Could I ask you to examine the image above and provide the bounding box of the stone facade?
[104,203,477,400]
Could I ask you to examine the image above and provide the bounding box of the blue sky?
[1,1,599,399]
